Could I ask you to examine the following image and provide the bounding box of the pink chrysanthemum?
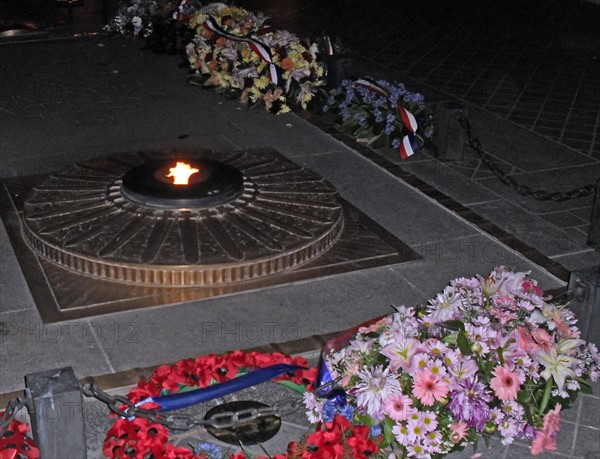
[531,328,553,352]
[383,393,414,421]
[530,431,557,456]
[412,370,449,406]
[449,421,469,443]
[490,364,524,401]
[517,327,542,354]
[543,403,562,435]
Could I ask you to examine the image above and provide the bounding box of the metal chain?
[0,396,26,431]
[549,288,576,304]
[458,114,598,202]
[82,384,302,432]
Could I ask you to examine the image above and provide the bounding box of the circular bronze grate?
[22,150,344,287]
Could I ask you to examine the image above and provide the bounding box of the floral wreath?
[103,351,318,458]
[101,349,382,459]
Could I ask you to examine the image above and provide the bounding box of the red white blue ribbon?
[353,78,419,159]
[203,17,282,86]
[354,78,388,98]
[400,133,418,159]
[398,105,418,133]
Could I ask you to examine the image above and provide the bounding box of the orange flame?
[166,162,200,185]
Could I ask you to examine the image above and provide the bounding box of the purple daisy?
[448,376,493,431]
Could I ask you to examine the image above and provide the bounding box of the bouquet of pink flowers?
[304,267,600,457]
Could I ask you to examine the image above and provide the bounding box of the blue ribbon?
[315,356,333,397]
[315,354,346,405]
[136,363,305,412]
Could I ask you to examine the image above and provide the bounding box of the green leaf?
[519,399,535,425]
[443,334,457,345]
[466,429,478,443]
[497,347,505,365]
[538,377,553,415]
[577,378,593,395]
[440,320,466,332]
[176,385,199,394]
[580,385,593,395]
[277,380,307,394]
[382,417,396,447]
[353,413,378,426]
[457,331,471,356]
[341,118,357,131]
[517,389,532,404]
[366,132,384,146]
[484,360,494,380]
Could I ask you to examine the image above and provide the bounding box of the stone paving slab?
[393,156,501,206]
[292,150,481,243]
[0,221,36,314]
[553,251,600,272]
[468,200,590,257]
[540,211,591,229]
[0,309,114,391]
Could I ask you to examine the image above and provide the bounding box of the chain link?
[0,396,26,431]
[458,114,598,202]
[82,384,302,432]
[550,288,576,304]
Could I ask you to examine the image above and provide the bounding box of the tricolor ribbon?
[353,78,419,159]
[354,78,388,99]
[203,17,282,86]
[323,35,334,57]
[133,363,304,412]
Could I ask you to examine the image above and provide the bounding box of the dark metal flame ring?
[21,150,345,287]
[106,174,260,217]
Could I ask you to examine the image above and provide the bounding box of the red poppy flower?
[0,420,39,459]
[287,441,303,459]
[164,444,202,459]
[346,435,378,459]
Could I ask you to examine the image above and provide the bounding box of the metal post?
[25,367,87,459]
[432,102,467,161]
[568,269,600,346]
[587,179,600,251]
